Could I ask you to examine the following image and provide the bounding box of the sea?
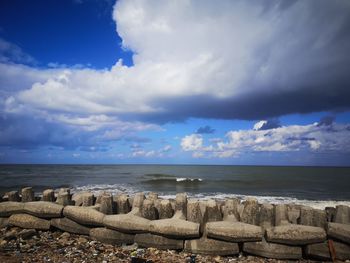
[1,164,350,209]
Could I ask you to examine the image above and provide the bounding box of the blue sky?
[0,0,350,165]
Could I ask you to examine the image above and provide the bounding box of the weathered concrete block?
[327,222,350,244]
[135,233,183,250]
[115,193,131,214]
[266,224,326,245]
[72,192,94,206]
[63,206,105,226]
[24,201,63,218]
[306,240,350,260]
[287,204,300,224]
[21,187,35,202]
[300,206,326,228]
[149,217,199,238]
[204,200,222,223]
[222,198,240,221]
[103,192,150,233]
[159,199,173,219]
[259,203,274,229]
[275,204,288,226]
[56,191,72,206]
[206,221,263,242]
[187,200,203,224]
[90,227,134,245]
[42,189,55,202]
[141,199,157,220]
[99,194,115,215]
[243,239,302,259]
[0,217,9,228]
[241,198,259,225]
[325,207,336,222]
[334,205,350,224]
[147,192,158,201]
[7,191,20,202]
[9,213,50,230]
[50,217,90,235]
[0,201,24,217]
[184,237,239,256]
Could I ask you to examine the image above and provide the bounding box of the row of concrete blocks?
[1,191,350,260]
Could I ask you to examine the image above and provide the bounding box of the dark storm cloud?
[318,116,335,127]
[196,125,215,134]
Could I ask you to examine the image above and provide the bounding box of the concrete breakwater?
[0,187,350,261]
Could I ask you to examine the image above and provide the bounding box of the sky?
[0,0,350,166]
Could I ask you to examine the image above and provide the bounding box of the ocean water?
[1,164,350,209]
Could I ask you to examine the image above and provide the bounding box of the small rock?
[19,229,37,240]
[60,232,71,239]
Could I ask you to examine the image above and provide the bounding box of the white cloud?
[1,0,349,126]
[180,121,350,158]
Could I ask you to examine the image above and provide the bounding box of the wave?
[176,178,203,182]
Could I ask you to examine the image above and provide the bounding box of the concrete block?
[135,233,183,250]
[51,217,91,235]
[115,193,131,214]
[184,237,239,256]
[0,217,9,228]
[159,199,173,219]
[90,227,134,245]
[222,198,240,221]
[141,199,158,220]
[56,190,72,206]
[147,192,158,201]
[325,207,336,222]
[42,189,55,202]
[327,222,350,244]
[9,213,50,230]
[243,239,302,259]
[241,198,259,225]
[287,204,300,224]
[99,194,115,215]
[275,204,288,226]
[7,191,20,202]
[266,224,326,245]
[259,203,274,229]
[204,200,222,222]
[300,206,326,228]
[334,205,350,224]
[0,201,24,217]
[63,206,105,226]
[72,192,94,206]
[24,201,63,218]
[149,217,199,239]
[21,187,35,202]
[306,240,350,260]
[206,221,263,242]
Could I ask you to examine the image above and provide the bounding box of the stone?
[306,240,350,260]
[287,204,300,224]
[63,206,105,226]
[115,193,131,214]
[51,217,91,235]
[184,235,239,256]
[23,201,63,218]
[42,189,55,202]
[7,191,20,202]
[300,206,326,228]
[99,194,115,215]
[266,224,326,245]
[0,201,24,217]
[204,200,222,223]
[56,191,72,206]
[259,203,274,229]
[158,199,173,219]
[334,205,350,224]
[9,213,50,230]
[222,198,240,221]
[0,217,9,228]
[243,239,302,259]
[103,192,150,234]
[141,199,158,220]
[90,227,134,245]
[135,233,183,250]
[149,193,200,239]
[241,198,259,225]
[275,204,288,226]
[206,221,263,242]
[147,192,158,201]
[72,192,94,206]
[18,229,37,239]
[327,222,350,244]
[325,207,336,222]
[21,187,35,202]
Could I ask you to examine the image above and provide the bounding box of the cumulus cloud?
[0,0,349,126]
[181,120,350,158]
[196,125,215,134]
[253,119,281,131]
